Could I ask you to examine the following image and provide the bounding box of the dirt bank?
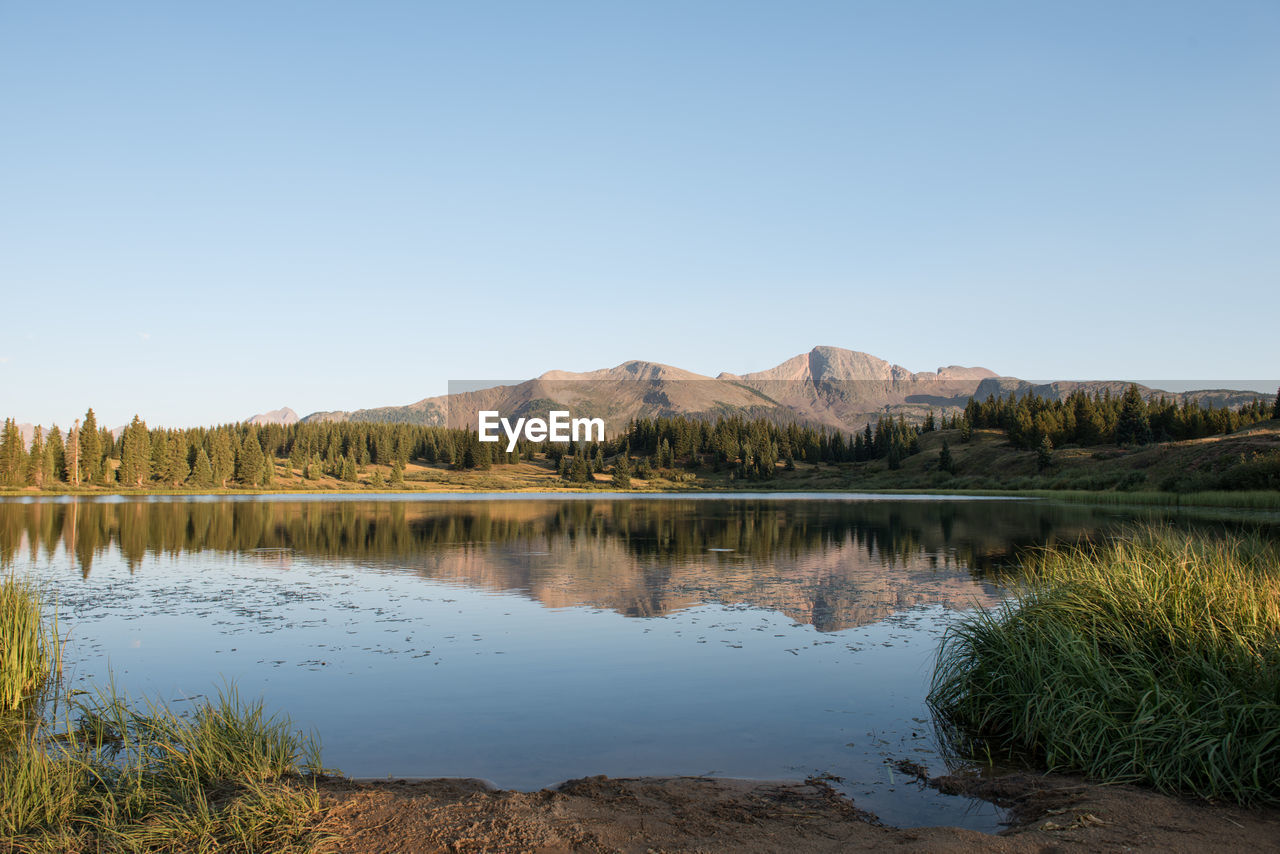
[316,771,1280,853]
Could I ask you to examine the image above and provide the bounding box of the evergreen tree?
[190,448,214,487]
[210,431,235,487]
[150,430,169,483]
[0,419,24,486]
[611,454,631,489]
[118,416,150,487]
[289,441,306,473]
[1037,435,1054,471]
[259,451,274,487]
[46,426,66,483]
[369,470,385,489]
[390,459,405,487]
[1115,384,1153,446]
[80,408,102,483]
[1273,386,1280,420]
[938,440,954,474]
[66,419,81,484]
[569,454,590,483]
[25,426,44,487]
[340,454,358,483]
[166,434,190,486]
[237,433,265,485]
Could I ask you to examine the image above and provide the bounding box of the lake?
[0,493,1242,829]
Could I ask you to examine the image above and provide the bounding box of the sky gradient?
[2,1,1277,428]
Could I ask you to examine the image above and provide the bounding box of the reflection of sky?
[30,541,1006,830]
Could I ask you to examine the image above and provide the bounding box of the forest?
[1,385,1277,490]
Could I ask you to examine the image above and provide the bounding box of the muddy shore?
[315,771,1280,853]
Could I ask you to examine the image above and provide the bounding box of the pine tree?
[80,408,102,483]
[66,419,81,485]
[166,435,190,486]
[0,419,24,486]
[1115,384,1153,446]
[938,440,954,474]
[611,454,631,489]
[210,431,235,487]
[1037,435,1054,471]
[190,448,214,487]
[369,470,385,489]
[46,426,66,483]
[237,433,265,485]
[390,459,405,486]
[260,452,275,487]
[25,427,44,487]
[341,454,358,483]
[118,416,151,487]
[1273,386,1280,420]
[289,441,306,473]
[569,454,589,483]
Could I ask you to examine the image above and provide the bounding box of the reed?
[0,574,59,712]
[929,527,1280,804]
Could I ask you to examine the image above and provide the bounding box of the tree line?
[1,384,1277,489]
[962,384,1278,452]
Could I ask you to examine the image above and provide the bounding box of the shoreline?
[315,769,1280,853]
[2,485,1277,511]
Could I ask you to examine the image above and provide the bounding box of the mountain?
[298,346,1265,434]
[247,407,300,426]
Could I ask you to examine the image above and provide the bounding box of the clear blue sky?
[3,1,1277,428]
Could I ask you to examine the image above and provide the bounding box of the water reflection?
[0,497,1141,631]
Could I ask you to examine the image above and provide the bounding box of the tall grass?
[0,574,59,712]
[0,579,331,852]
[1,685,330,852]
[929,528,1280,804]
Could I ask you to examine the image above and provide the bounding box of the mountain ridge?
[291,347,1266,434]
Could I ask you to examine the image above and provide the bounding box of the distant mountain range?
[248,346,1266,435]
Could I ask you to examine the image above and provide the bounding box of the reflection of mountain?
[410,535,1004,631]
[0,497,1166,631]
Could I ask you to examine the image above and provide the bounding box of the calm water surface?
[0,494,1236,829]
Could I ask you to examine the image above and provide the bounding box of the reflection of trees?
[0,498,1220,630]
[2,498,1119,573]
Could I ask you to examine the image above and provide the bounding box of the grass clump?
[929,528,1280,804]
[2,685,330,852]
[1,577,331,852]
[0,575,59,712]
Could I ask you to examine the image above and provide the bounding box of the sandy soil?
[316,771,1280,853]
